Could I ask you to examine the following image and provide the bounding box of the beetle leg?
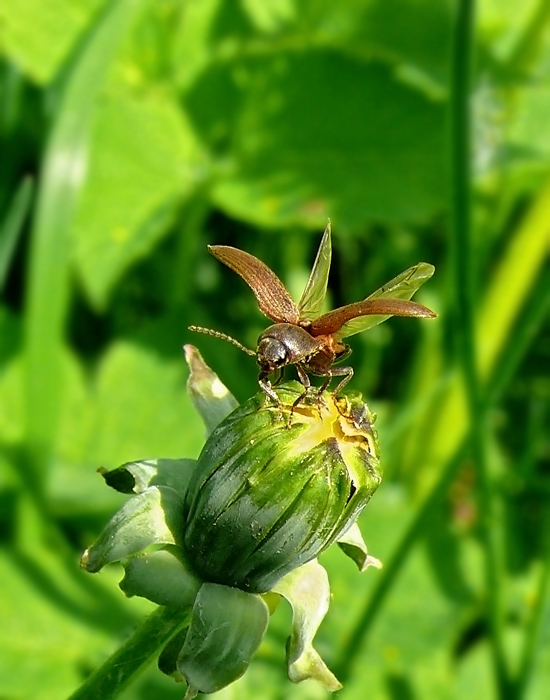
[258,371,283,411]
[289,365,311,419]
[317,374,332,396]
[329,366,354,397]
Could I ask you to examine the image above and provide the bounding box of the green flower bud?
[183,382,381,594]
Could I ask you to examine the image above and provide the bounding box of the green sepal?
[159,627,189,682]
[120,546,201,608]
[273,559,341,691]
[184,344,238,435]
[81,486,185,572]
[99,458,197,497]
[177,583,269,695]
[337,522,382,571]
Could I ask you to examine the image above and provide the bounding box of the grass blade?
[23,0,142,493]
[0,177,33,293]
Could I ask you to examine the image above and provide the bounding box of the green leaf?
[0,0,104,84]
[273,559,341,690]
[81,485,185,572]
[508,84,550,161]
[297,221,332,320]
[0,550,114,700]
[189,52,447,228]
[44,342,205,515]
[89,341,205,466]
[177,583,269,694]
[72,92,204,308]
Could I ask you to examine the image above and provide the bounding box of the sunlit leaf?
[72,93,204,308]
[192,55,447,228]
[0,0,104,83]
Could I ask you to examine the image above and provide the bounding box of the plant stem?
[449,0,512,695]
[67,606,191,700]
[333,449,466,684]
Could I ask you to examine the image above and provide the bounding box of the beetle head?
[257,336,289,372]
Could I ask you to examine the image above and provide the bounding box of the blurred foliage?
[0,0,549,698]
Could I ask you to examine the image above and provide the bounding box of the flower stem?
[67,606,191,700]
[333,448,465,684]
[449,0,511,695]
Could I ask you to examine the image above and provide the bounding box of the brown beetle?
[190,223,436,404]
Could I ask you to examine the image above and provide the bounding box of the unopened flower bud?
[183,383,381,593]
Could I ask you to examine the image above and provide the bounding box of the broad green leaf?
[89,341,205,466]
[0,549,116,700]
[337,262,435,338]
[508,84,550,161]
[0,0,104,84]
[194,54,447,228]
[282,0,452,89]
[242,0,296,33]
[178,583,269,694]
[72,93,203,308]
[47,342,205,515]
[171,0,227,91]
[297,221,332,320]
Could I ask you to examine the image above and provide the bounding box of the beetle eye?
[258,338,287,369]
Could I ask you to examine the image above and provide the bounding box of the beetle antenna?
[189,325,256,357]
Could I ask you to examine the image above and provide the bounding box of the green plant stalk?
[333,448,466,684]
[513,391,550,697]
[450,0,511,694]
[485,268,550,407]
[333,265,549,684]
[515,555,550,698]
[336,2,550,686]
[67,606,191,700]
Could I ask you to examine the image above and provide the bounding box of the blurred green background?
[0,0,549,698]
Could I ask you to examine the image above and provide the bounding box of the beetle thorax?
[257,323,323,371]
